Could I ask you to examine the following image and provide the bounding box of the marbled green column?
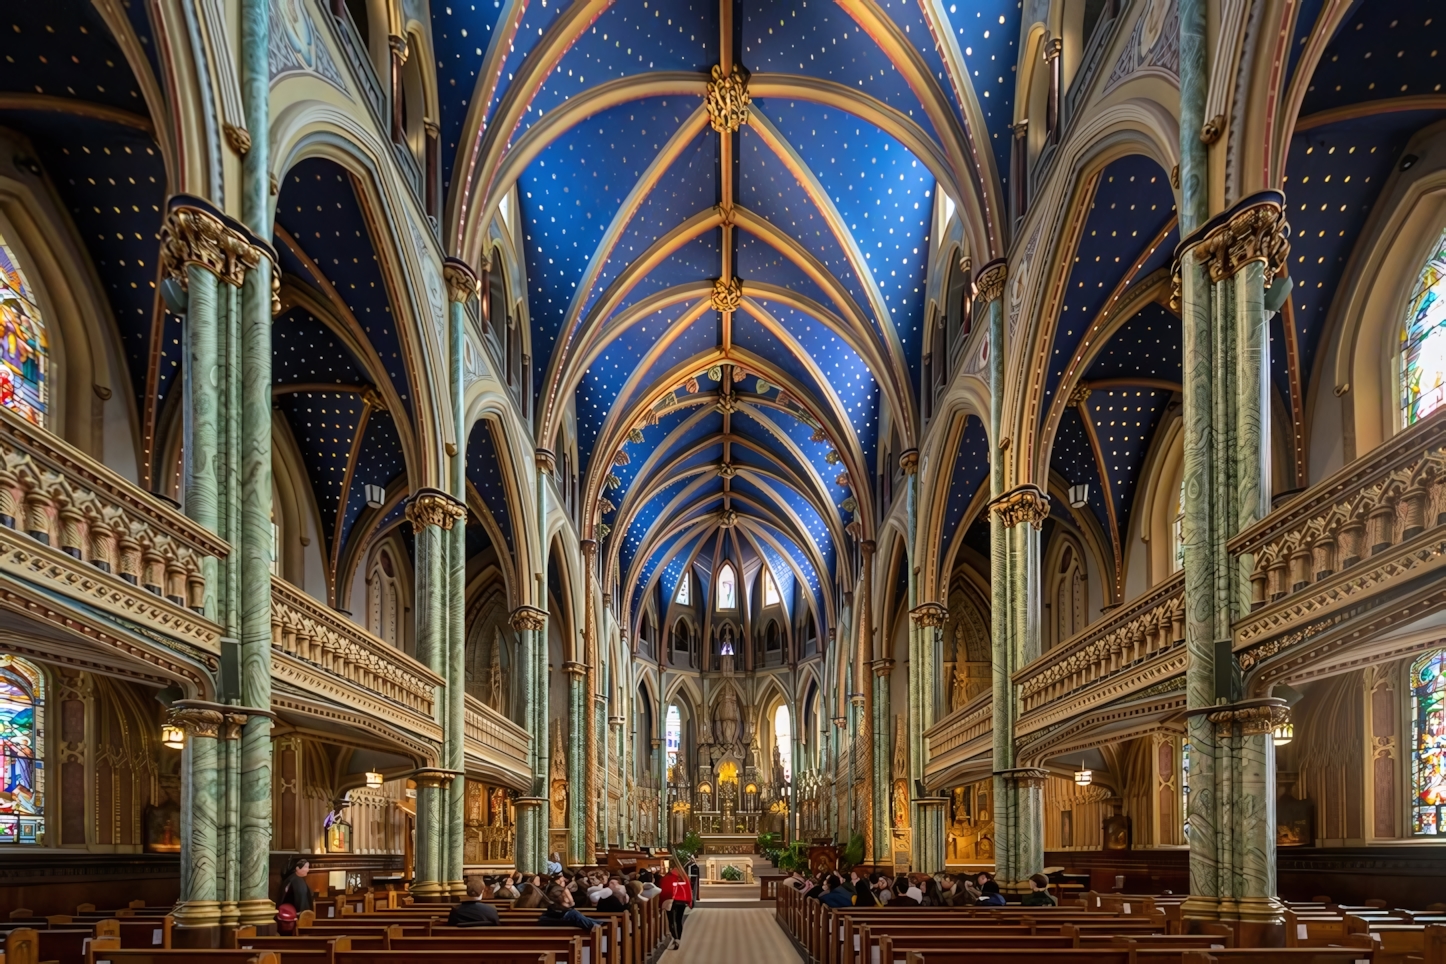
[565,660,588,865]
[411,492,463,895]
[909,603,947,870]
[182,264,219,603]
[236,0,275,927]
[173,705,223,931]
[512,604,549,871]
[870,658,892,865]
[443,260,476,896]
[979,258,1049,888]
[1178,194,1291,924]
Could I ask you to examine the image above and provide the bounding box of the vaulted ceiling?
[435,0,1022,637]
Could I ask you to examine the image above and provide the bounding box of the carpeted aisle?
[662,907,802,963]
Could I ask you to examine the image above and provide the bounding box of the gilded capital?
[161,204,263,289]
[405,489,466,531]
[899,449,919,475]
[1195,199,1290,286]
[975,259,1008,304]
[442,258,480,304]
[535,448,557,474]
[710,276,743,312]
[871,658,895,677]
[1206,700,1289,736]
[510,605,548,632]
[168,705,224,739]
[705,63,751,133]
[412,768,457,790]
[909,601,948,628]
[1044,37,1063,61]
[989,483,1051,529]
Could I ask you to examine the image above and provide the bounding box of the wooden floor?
[663,907,802,963]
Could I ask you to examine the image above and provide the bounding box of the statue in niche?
[487,630,504,712]
[893,778,909,830]
[715,688,741,748]
[550,720,568,829]
[951,664,970,712]
[772,743,786,787]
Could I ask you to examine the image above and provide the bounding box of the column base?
[412,880,445,900]
[237,897,277,928]
[172,899,222,929]
[1181,894,1221,921]
[217,900,240,928]
[171,923,221,949]
[445,880,468,899]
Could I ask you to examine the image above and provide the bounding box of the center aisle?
[664,907,803,963]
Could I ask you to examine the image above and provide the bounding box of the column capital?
[899,448,919,475]
[1043,36,1063,61]
[160,196,270,289]
[563,660,587,679]
[1202,697,1289,736]
[412,768,461,790]
[406,488,466,531]
[909,602,948,628]
[994,766,1049,787]
[168,704,224,739]
[860,539,877,556]
[510,605,548,632]
[535,448,557,474]
[442,258,480,303]
[1172,190,1289,307]
[989,483,1051,529]
[975,259,1008,304]
[870,658,895,677]
[580,539,597,556]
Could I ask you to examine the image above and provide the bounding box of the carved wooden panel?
[61,760,85,845]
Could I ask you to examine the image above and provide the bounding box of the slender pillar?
[443,260,478,896]
[870,657,892,866]
[909,602,947,871]
[1177,193,1291,927]
[980,259,1049,889]
[899,448,927,871]
[565,660,588,864]
[409,490,465,896]
[1178,0,1210,233]
[1044,38,1063,145]
[172,705,223,936]
[237,0,275,926]
[512,604,549,871]
[580,538,600,863]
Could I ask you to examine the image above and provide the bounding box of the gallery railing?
[0,404,224,645]
[464,693,531,781]
[1231,413,1446,657]
[1013,572,1185,717]
[270,576,444,727]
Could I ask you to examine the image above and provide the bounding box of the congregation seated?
[537,882,604,930]
[446,877,500,927]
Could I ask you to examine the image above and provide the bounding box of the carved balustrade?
[464,694,531,780]
[0,405,225,641]
[923,689,994,773]
[270,576,444,719]
[1231,414,1446,658]
[1014,572,1185,715]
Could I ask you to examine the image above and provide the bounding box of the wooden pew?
[331,953,556,964]
[93,917,172,949]
[5,926,95,964]
[902,950,1376,964]
[84,948,280,964]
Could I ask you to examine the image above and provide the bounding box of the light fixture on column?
[1068,484,1089,508]
[1272,721,1294,746]
[161,723,185,749]
[364,484,386,509]
[1073,767,1092,786]
[364,770,384,789]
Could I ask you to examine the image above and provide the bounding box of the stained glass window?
[0,235,49,426]
[665,705,682,771]
[717,563,736,610]
[0,654,44,843]
[1411,649,1446,835]
[1400,228,1446,426]
[773,705,792,784]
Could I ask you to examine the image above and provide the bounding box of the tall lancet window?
[0,234,49,426]
[717,562,737,610]
[1401,228,1446,425]
[1412,649,1446,835]
[0,654,44,843]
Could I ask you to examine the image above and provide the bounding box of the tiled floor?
[660,907,803,963]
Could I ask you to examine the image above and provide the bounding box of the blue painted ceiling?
[437,0,1023,638]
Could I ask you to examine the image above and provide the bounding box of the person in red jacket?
[659,864,694,950]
